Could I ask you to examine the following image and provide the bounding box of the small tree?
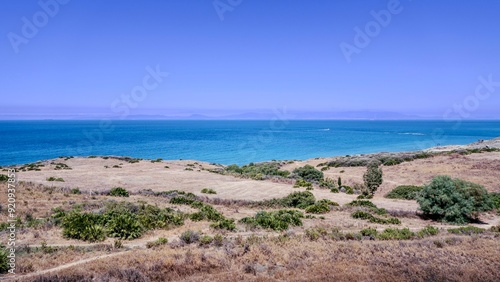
[338,177,342,187]
[417,176,493,224]
[363,162,383,197]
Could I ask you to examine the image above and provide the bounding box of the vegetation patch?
[376,228,415,240]
[351,210,400,225]
[223,161,290,180]
[46,177,64,182]
[385,185,423,200]
[305,199,339,214]
[417,226,440,238]
[146,237,168,248]
[0,174,9,182]
[109,187,129,197]
[293,179,312,188]
[292,165,324,181]
[52,162,72,170]
[58,201,185,242]
[201,188,217,194]
[417,176,493,224]
[447,226,486,235]
[240,210,304,231]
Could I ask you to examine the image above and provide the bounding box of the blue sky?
[1,0,500,119]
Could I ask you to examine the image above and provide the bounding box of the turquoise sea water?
[0,120,499,166]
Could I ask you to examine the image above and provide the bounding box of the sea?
[0,120,499,166]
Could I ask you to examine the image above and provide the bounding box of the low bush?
[280,191,316,209]
[342,186,354,194]
[447,226,486,235]
[305,227,328,241]
[319,178,337,189]
[0,246,9,274]
[201,188,217,194]
[62,212,106,242]
[360,227,378,237]
[210,219,236,231]
[199,235,214,246]
[225,162,290,179]
[305,203,330,214]
[351,210,400,225]
[385,185,423,200]
[180,230,200,244]
[240,210,304,231]
[347,200,377,208]
[70,188,81,195]
[106,213,143,240]
[490,192,500,215]
[109,187,129,197]
[330,187,339,193]
[294,179,313,188]
[377,228,415,240]
[0,174,8,182]
[146,237,168,248]
[417,226,439,238]
[47,177,64,182]
[293,165,324,181]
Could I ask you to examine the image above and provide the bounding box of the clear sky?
[1,0,500,119]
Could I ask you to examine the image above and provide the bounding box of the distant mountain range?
[1,110,499,120]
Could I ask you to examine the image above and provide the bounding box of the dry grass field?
[1,143,499,281]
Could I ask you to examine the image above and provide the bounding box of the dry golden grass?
[13,234,500,282]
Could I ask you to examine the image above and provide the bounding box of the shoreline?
[3,136,500,168]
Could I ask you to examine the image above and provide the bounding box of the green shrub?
[351,210,400,225]
[343,186,354,194]
[225,162,290,179]
[0,247,9,274]
[61,212,106,242]
[417,176,493,224]
[210,219,236,231]
[0,174,8,182]
[137,204,184,229]
[47,177,64,182]
[490,225,500,233]
[109,187,129,197]
[190,204,224,222]
[293,165,324,182]
[180,230,200,244]
[347,200,377,208]
[170,196,196,205]
[106,212,143,239]
[294,179,313,188]
[201,188,217,194]
[70,188,81,195]
[319,178,337,189]
[385,185,423,200]
[281,191,316,209]
[240,210,304,231]
[360,227,378,237]
[330,187,339,193]
[317,199,339,206]
[199,235,214,246]
[490,192,500,215]
[146,237,168,248]
[305,227,328,241]
[447,226,485,235]
[417,226,439,238]
[305,203,330,214]
[377,228,415,240]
